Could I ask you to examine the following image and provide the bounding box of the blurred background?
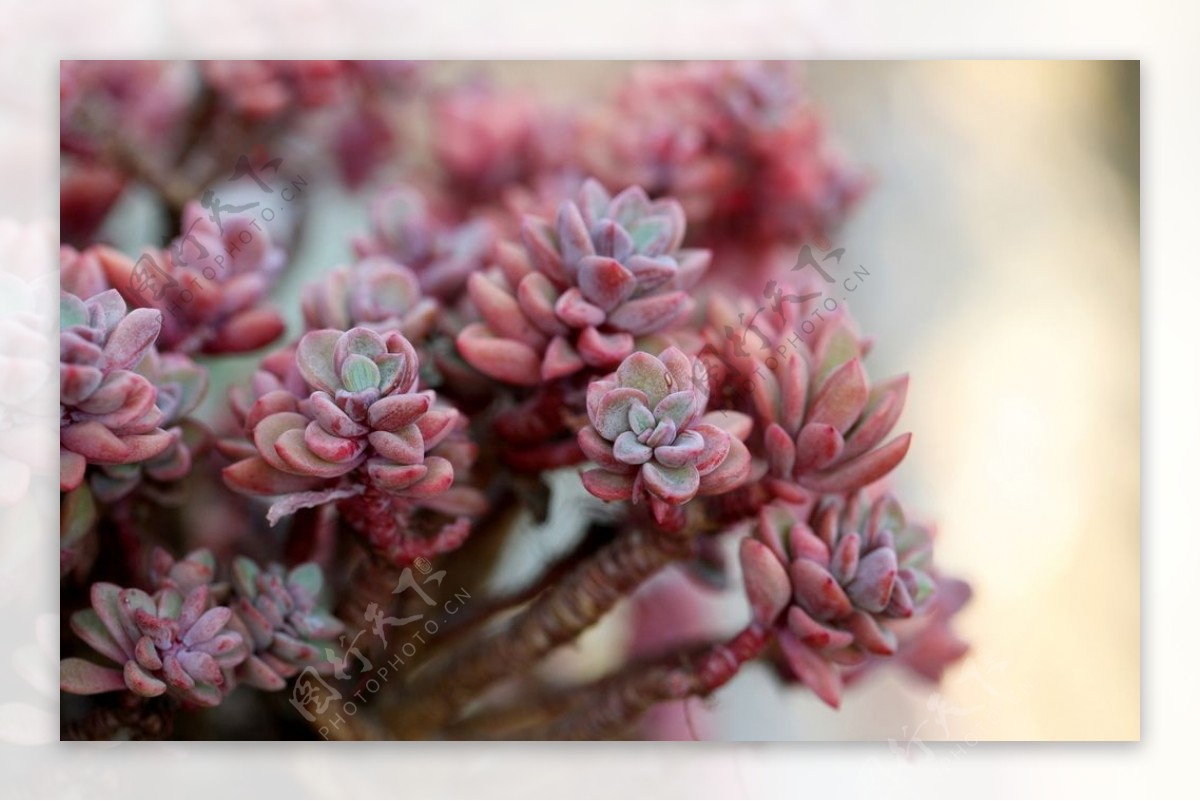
[426,61,1141,742]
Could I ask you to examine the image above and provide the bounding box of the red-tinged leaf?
[789,558,853,620]
[799,433,912,494]
[368,426,423,465]
[846,548,898,613]
[765,422,796,478]
[240,654,287,691]
[69,609,127,664]
[223,456,327,497]
[577,256,636,312]
[468,273,545,348]
[793,422,845,474]
[367,459,426,492]
[786,605,854,651]
[60,450,86,492]
[699,410,753,441]
[691,423,731,475]
[556,200,596,267]
[367,393,431,432]
[841,375,909,461]
[60,658,128,695]
[739,538,791,626]
[542,336,585,380]
[123,661,167,697]
[516,272,569,337]
[274,428,356,478]
[697,436,751,495]
[415,409,457,450]
[306,391,369,438]
[60,421,131,463]
[401,456,454,497]
[580,468,635,502]
[101,307,162,371]
[295,330,342,394]
[521,217,568,284]
[593,386,650,440]
[845,610,897,655]
[206,307,285,354]
[577,426,626,470]
[252,411,309,472]
[778,630,843,709]
[608,291,690,336]
[456,323,542,386]
[577,327,633,368]
[808,358,868,434]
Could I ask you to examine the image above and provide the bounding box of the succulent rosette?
[458,179,711,386]
[227,558,344,691]
[748,318,911,501]
[353,184,496,300]
[578,347,753,526]
[61,581,248,707]
[97,201,286,355]
[739,494,937,707]
[223,326,461,507]
[90,348,210,502]
[301,255,438,341]
[60,289,174,492]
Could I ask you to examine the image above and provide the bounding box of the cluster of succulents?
[583,61,867,268]
[60,60,967,741]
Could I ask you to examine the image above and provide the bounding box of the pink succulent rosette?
[739,494,942,707]
[577,347,753,527]
[353,184,496,301]
[458,179,711,386]
[97,201,287,355]
[301,255,439,342]
[223,327,460,504]
[59,289,175,492]
[61,579,248,707]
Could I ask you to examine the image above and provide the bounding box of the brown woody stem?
[389,525,698,737]
[516,623,771,741]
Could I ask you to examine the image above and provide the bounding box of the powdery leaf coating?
[457,179,711,385]
[577,347,752,525]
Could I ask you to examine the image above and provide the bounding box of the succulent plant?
[61,581,248,707]
[223,327,460,503]
[739,494,937,707]
[90,348,209,502]
[458,179,711,386]
[60,289,174,492]
[578,347,753,526]
[96,201,286,355]
[750,318,911,500]
[301,255,438,342]
[353,184,496,300]
[227,558,344,691]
